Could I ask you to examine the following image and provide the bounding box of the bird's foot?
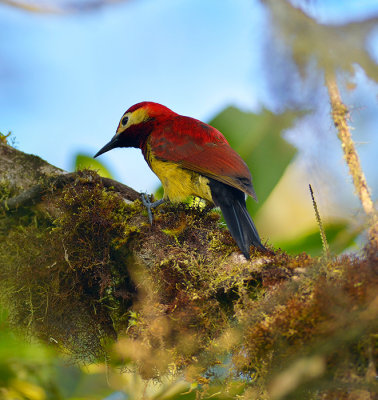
[141,193,165,224]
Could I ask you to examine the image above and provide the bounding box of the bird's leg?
[141,193,165,224]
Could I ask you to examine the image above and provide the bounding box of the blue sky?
[0,0,264,191]
[0,0,377,199]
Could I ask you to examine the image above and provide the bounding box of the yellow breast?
[146,150,213,203]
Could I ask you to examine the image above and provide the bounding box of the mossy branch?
[0,141,377,399]
[1,173,140,211]
[325,71,377,249]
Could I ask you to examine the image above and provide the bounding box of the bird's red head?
[94,102,177,158]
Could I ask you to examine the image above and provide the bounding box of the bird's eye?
[121,116,129,126]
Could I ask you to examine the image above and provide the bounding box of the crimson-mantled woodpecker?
[94,102,266,259]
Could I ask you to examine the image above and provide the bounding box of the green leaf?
[209,106,299,214]
[275,222,360,256]
[73,153,114,179]
[154,184,164,200]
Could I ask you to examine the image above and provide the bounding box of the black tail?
[209,179,266,259]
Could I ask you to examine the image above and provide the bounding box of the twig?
[0,0,131,14]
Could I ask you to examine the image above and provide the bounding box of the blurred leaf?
[0,363,15,386]
[74,153,114,179]
[209,106,299,214]
[9,379,46,400]
[0,309,54,398]
[264,0,378,81]
[0,310,52,362]
[154,184,164,200]
[276,222,359,256]
[0,308,115,399]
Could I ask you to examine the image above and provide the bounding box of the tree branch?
[0,141,376,399]
[0,0,132,14]
[2,173,140,211]
[0,142,139,211]
[325,71,377,249]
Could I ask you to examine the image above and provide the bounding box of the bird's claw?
[141,193,154,224]
[141,193,165,224]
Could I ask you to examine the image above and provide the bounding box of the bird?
[94,101,266,259]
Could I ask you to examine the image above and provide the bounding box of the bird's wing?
[149,117,257,200]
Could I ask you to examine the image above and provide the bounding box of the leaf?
[209,106,299,214]
[154,184,164,200]
[275,222,360,256]
[73,153,114,179]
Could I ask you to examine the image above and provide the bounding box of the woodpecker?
[94,102,266,259]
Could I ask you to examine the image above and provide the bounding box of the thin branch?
[325,71,377,249]
[0,0,131,14]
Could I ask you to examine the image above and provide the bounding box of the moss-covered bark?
[0,141,376,399]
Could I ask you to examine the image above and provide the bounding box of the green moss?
[0,131,11,144]
[1,168,376,398]
[0,178,12,203]
[232,250,378,397]
[0,170,140,361]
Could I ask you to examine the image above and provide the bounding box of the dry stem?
[309,184,330,258]
[325,71,377,249]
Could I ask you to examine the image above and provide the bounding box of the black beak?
[94,135,119,158]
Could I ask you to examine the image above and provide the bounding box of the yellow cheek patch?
[116,108,150,136]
